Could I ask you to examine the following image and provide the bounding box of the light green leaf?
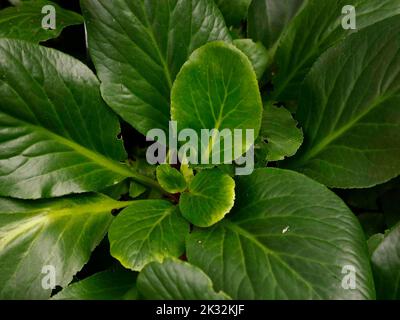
[0,39,146,199]
[233,39,269,80]
[215,0,251,26]
[371,223,400,299]
[109,200,189,271]
[0,0,83,43]
[187,168,375,299]
[0,194,130,299]
[273,0,400,100]
[179,169,235,228]
[156,164,187,194]
[260,103,303,161]
[137,258,231,300]
[284,17,400,188]
[52,269,137,300]
[81,0,231,136]
[171,41,263,163]
[248,0,304,49]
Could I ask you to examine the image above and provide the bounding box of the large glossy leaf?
[247,0,304,49]
[171,41,263,161]
[0,1,83,43]
[273,0,400,100]
[137,258,231,300]
[371,223,400,299]
[109,200,189,271]
[284,17,400,188]
[0,194,130,299]
[215,0,251,26]
[0,39,138,199]
[81,0,231,135]
[260,103,303,162]
[187,168,375,299]
[179,169,235,227]
[52,269,137,300]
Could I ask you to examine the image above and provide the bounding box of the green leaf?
[0,39,140,199]
[186,168,375,299]
[260,103,303,162]
[0,193,129,299]
[81,0,231,136]
[381,188,400,228]
[215,0,252,26]
[233,39,269,80]
[367,233,384,256]
[179,169,235,228]
[273,0,400,100]
[52,269,137,300]
[129,181,147,199]
[358,213,385,239]
[156,164,187,194]
[137,258,231,300]
[171,41,263,162]
[0,0,83,43]
[109,200,189,271]
[247,0,304,49]
[284,17,400,188]
[371,223,400,299]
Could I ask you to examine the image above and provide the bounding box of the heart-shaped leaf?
[52,269,137,300]
[81,0,231,135]
[187,168,375,299]
[0,39,137,199]
[137,258,231,300]
[156,164,187,194]
[284,17,400,188]
[0,194,129,299]
[179,169,235,227]
[0,0,83,43]
[109,200,189,271]
[273,0,400,100]
[371,223,400,299]
[171,41,263,163]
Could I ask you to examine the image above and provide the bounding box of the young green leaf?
[108,200,189,271]
[137,258,231,300]
[156,164,187,194]
[171,41,263,162]
[284,17,400,188]
[81,0,231,136]
[371,223,400,299]
[214,0,252,26]
[52,269,137,300]
[247,0,304,49]
[260,103,303,161]
[0,194,129,299]
[273,0,400,100]
[187,168,375,299]
[179,169,235,228]
[233,39,269,80]
[0,39,140,199]
[0,0,83,43]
